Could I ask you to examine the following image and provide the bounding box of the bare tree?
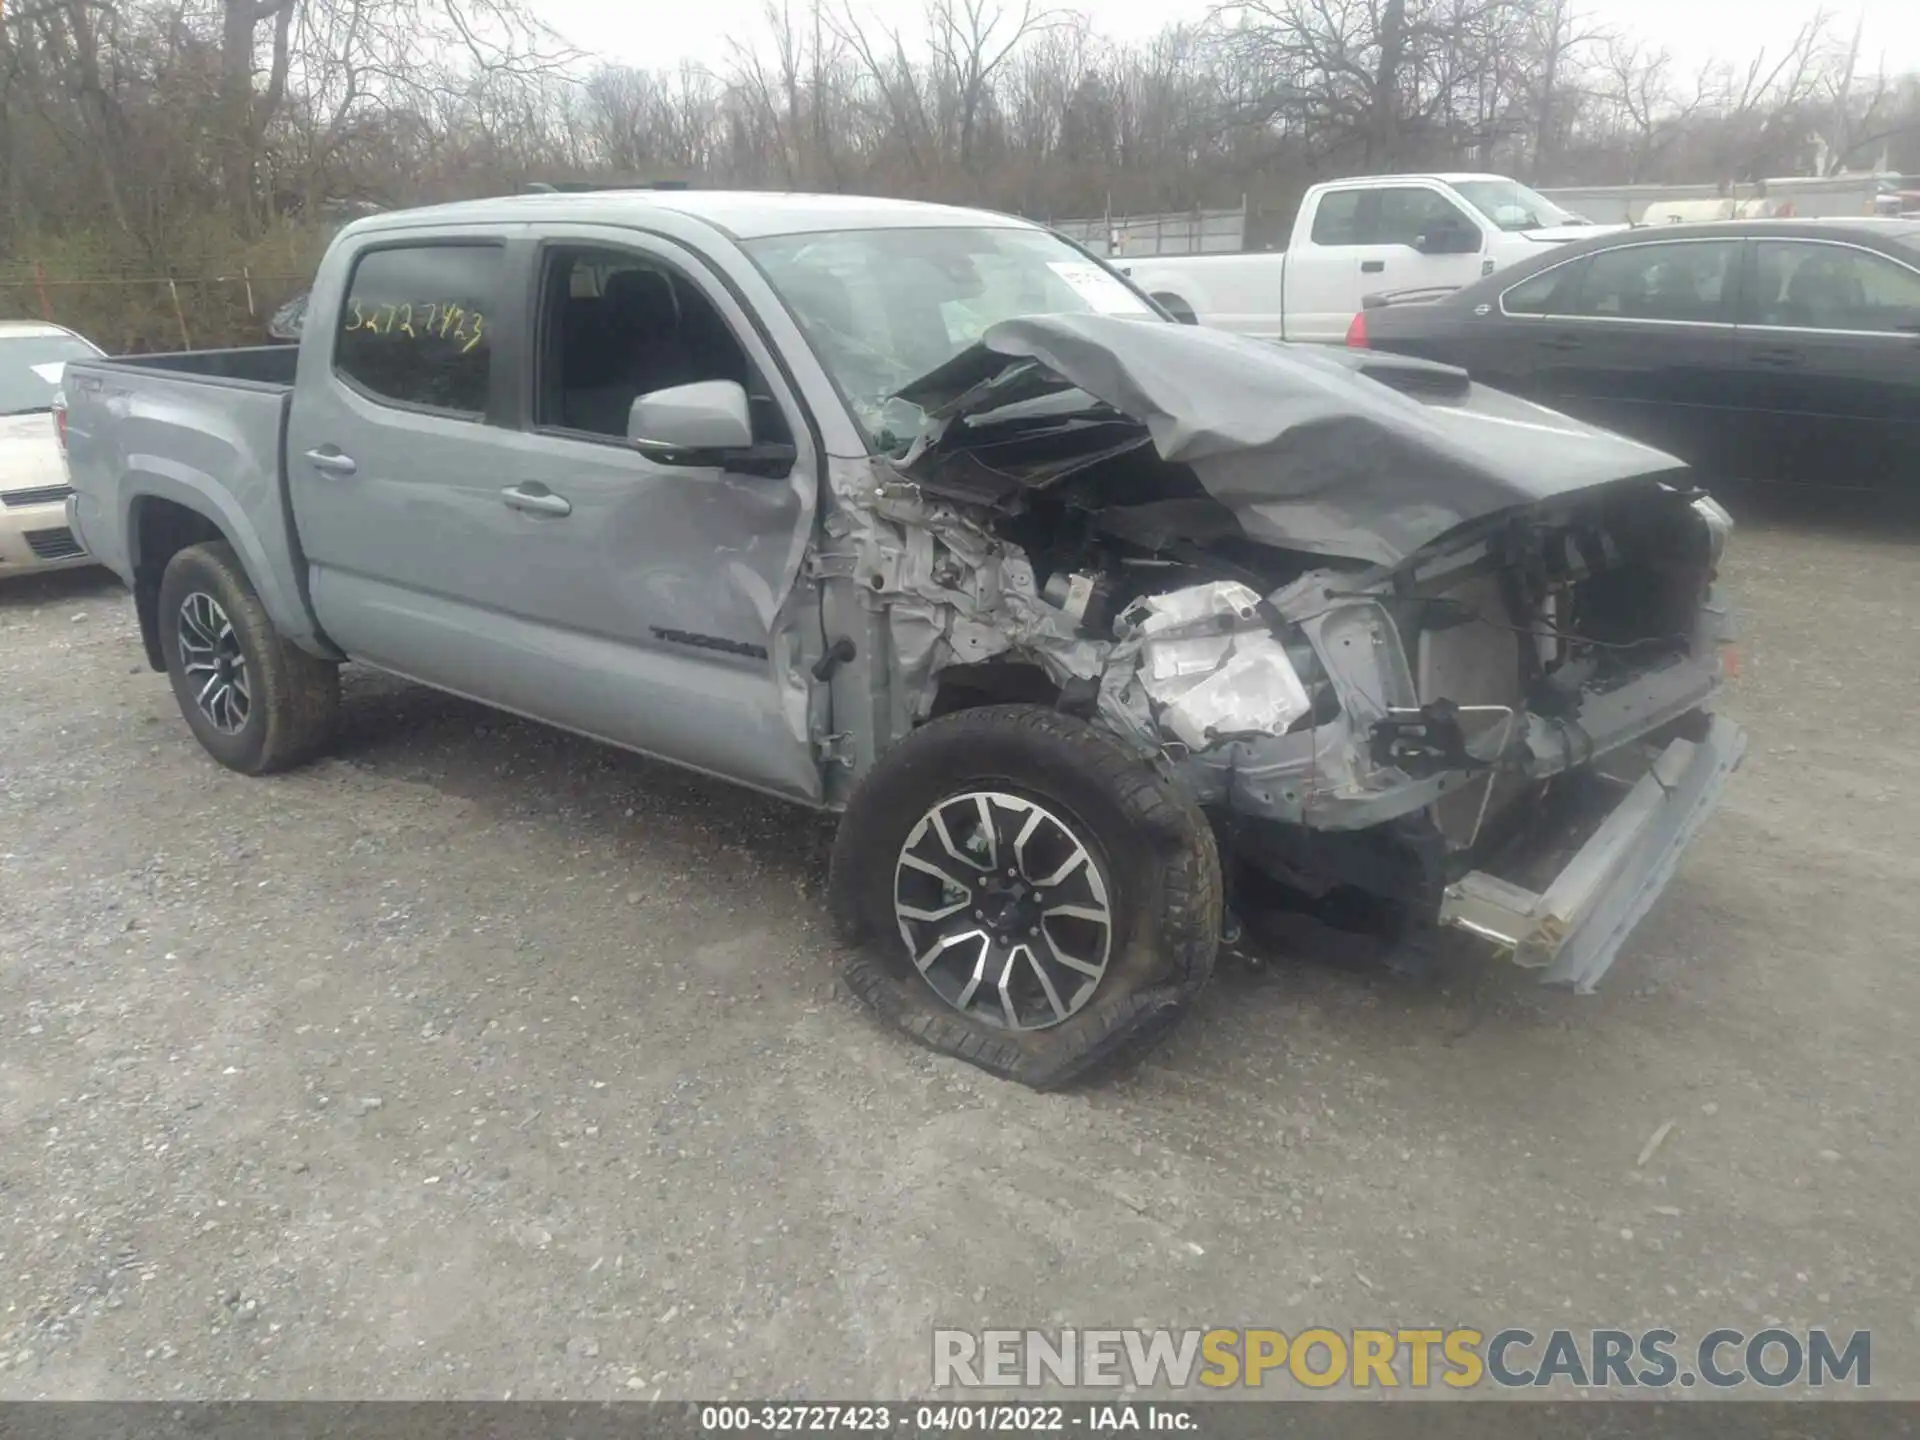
[1811,14,1900,174]
[1691,8,1834,180]
[3,0,1916,351]
[1518,0,1604,178]
[928,0,1060,165]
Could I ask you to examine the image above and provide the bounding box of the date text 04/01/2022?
[696,1403,1195,1432]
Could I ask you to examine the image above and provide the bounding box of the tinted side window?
[1310,190,1366,246]
[334,245,503,414]
[1501,262,1579,316]
[1565,241,1737,323]
[1746,241,1920,333]
[1372,187,1476,247]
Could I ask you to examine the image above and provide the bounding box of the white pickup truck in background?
[1121,173,1617,343]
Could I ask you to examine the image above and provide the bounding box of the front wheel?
[829,705,1222,1088]
[157,541,339,775]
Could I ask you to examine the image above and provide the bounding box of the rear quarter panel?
[62,361,325,651]
[1364,304,1505,381]
[1364,271,1553,396]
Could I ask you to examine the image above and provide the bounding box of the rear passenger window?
[1564,241,1737,323]
[334,245,503,415]
[1501,263,1576,315]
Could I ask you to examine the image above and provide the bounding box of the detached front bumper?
[1438,715,1747,992]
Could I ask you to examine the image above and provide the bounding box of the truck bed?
[97,344,298,387]
[62,346,325,655]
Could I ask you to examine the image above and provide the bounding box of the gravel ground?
[2,495,1916,1400]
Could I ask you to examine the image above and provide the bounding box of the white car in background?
[0,320,104,578]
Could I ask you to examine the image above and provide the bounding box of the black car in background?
[1349,218,1920,491]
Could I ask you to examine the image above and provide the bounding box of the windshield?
[0,333,101,415]
[742,225,1159,451]
[1451,180,1588,233]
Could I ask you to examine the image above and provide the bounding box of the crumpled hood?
[916,313,1690,567]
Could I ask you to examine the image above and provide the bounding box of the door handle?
[501,484,572,517]
[1539,333,1584,352]
[1361,260,1386,274]
[1752,347,1805,368]
[303,447,357,476]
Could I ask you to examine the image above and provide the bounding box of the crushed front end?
[827,314,1746,991]
[1146,488,1744,989]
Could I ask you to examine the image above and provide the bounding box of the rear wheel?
[157,541,338,774]
[830,705,1222,1088]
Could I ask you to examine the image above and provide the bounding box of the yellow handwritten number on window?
[342,299,483,349]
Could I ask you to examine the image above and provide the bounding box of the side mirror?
[627,380,797,479]
[629,380,754,455]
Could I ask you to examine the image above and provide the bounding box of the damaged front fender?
[815,465,1169,760]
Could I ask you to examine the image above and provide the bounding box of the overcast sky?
[541,0,1919,80]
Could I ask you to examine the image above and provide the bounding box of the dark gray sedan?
[1348,218,1920,491]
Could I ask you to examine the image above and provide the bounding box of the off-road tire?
[830,705,1222,1089]
[157,541,339,775]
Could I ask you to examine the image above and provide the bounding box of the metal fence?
[1045,203,1251,258]
[0,266,311,353]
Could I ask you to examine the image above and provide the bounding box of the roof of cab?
[347,189,1038,242]
[1311,172,1515,187]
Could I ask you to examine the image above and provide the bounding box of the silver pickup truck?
[58,189,1745,1087]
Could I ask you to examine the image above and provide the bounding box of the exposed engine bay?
[822,314,1745,989]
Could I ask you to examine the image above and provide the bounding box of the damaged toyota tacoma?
[55,190,1745,1088]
